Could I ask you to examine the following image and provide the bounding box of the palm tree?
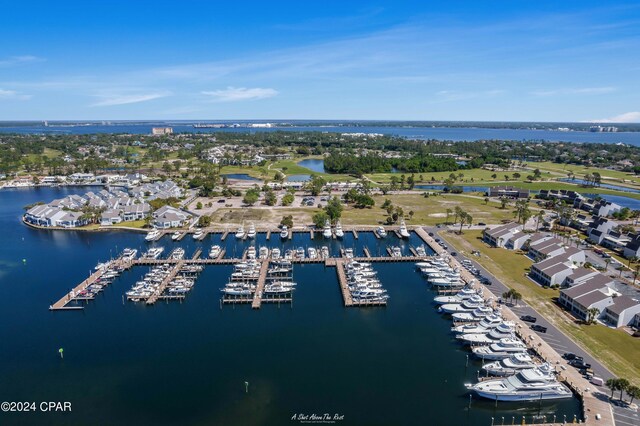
[502,291,512,305]
[627,385,640,405]
[618,378,630,401]
[586,307,600,324]
[445,208,453,225]
[606,378,620,399]
[536,210,545,231]
[511,290,522,307]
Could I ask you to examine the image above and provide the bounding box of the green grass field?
[529,161,640,185]
[445,230,640,383]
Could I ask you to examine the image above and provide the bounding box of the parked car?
[520,315,537,323]
[479,277,491,285]
[601,253,611,259]
[530,324,547,333]
[562,352,579,361]
[477,222,486,226]
[451,252,457,256]
[217,199,226,203]
[569,359,591,370]
[428,232,434,237]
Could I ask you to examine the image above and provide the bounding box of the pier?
[334,259,353,307]
[146,260,185,305]
[251,259,271,309]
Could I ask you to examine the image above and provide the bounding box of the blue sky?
[1,1,639,122]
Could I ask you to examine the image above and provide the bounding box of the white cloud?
[91,91,171,107]
[592,111,640,123]
[201,87,278,102]
[0,55,44,67]
[0,88,32,100]
[530,87,616,96]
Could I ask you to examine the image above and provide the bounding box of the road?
[428,226,640,426]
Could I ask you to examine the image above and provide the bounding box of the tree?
[500,197,509,209]
[536,210,545,231]
[606,378,620,399]
[586,307,600,324]
[243,188,260,206]
[264,190,277,206]
[511,290,522,306]
[324,196,343,223]
[306,175,326,196]
[197,215,211,227]
[491,173,497,179]
[280,215,293,228]
[312,211,329,228]
[281,193,294,206]
[617,378,630,401]
[484,197,489,205]
[445,208,453,225]
[196,201,203,209]
[627,385,640,405]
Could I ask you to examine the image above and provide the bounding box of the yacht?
[121,248,138,261]
[308,247,317,259]
[434,287,479,305]
[170,248,185,260]
[171,231,182,241]
[451,305,494,322]
[376,226,387,238]
[335,221,344,238]
[259,246,269,259]
[322,220,332,238]
[235,225,245,239]
[271,248,281,260]
[391,246,402,257]
[192,229,205,240]
[472,338,528,360]
[280,226,289,239]
[466,364,573,401]
[452,314,505,334]
[399,220,410,238]
[482,354,537,377]
[321,246,330,258]
[296,247,305,259]
[142,247,164,259]
[439,295,485,313]
[145,229,160,242]
[208,245,222,259]
[247,223,256,239]
[220,287,252,296]
[458,322,516,345]
[415,245,427,257]
[246,246,257,259]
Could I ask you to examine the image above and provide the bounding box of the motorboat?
[246,246,257,259]
[390,246,402,257]
[271,248,281,260]
[452,314,505,333]
[142,247,165,259]
[192,229,205,240]
[335,221,344,238]
[434,287,479,305]
[208,245,222,259]
[247,223,256,239]
[235,225,245,239]
[259,246,269,259]
[472,338,528,360]
[121,248,138,261]
[296,247,305,259]
[482,354,537,377]
[322,220,332,238]
[458,322,516,345]
[399,220,410,238]
[171,231,182,241]
[321,246,330,258]
[415,245,427,257]
[280,226,289,239]
[451,305,494,322]
[376,226,387,238]
[308,247,317,259]
[170,248,185,260]
[466,364,573,401]
[145,229,160,241]
[220,287,252,296]
[439,295,485,314]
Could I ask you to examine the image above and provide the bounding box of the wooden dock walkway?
[363,247,371,258]
[266,229,271,240]
[352,229,358,239]
[196,230,208,241]
[334,260,353,307]
[192,248,202,260]
[251,260,270,309]
[146,260,184,305]
[221,230,229,241]
[175,231,188,241]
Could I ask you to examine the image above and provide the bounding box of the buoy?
[244,381,249,393]
[23,259,27,264]
[58,348,64,359]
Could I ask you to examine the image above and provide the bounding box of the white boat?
[451,305,494,322]
[296,247,305,259]
[246,246,257,259]
[247,223,256,239]
[466,364,573,401]
[472,338,528,360]
[220,287,252,296]
[440,295,485,313]
[322,220,332,238]
[171,231,181,241]
[335,221,344,238]
[391,246,402,257]
[271,248,281,260]
[235,225,245,239]
[259,246,269,259]
[482,354,537,377]
[308,247,317,259]
[415,245,427,256]
[434,287,478,305]
[280,226,289,239]
[170,248,185,260]
[452,315,505,334]
[143,247,165,259]
[121,248,138,261]
[192,229,205,240]
[399,220,410,238]
[145,229,160,241]
[458,322,515,345]
[376,226,387,238]
[321,246,330,258]
[208,245,222,259]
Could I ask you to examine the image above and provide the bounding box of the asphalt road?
[428,226,640,426]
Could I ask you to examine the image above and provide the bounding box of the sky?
[0,0,639,122]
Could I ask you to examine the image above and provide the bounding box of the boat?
[472,338,528,360]
[271,248,281,260]
[171,231,181,241]
[142,247,165,259]
[321,246,330,258]
[322,220,332,238]
[434,287,479,305]
[192,229,205,240]
[308,247,317,259]
[376,226,387,238]
[335,221,344,238]
[235,225,245,239]
[145,229,160,241]
[452,314,505,333]
[246,246,257,259]
[208,245,222,259]
[391,246,402,257]
[451,305,494,322]
[280,226,289,239]
[295,247,305,259]
[220,287,252,296]
[415,245,427,256]
[259,246,269,259]
[121,248,137,261]
[482,354,537,377]
[466,364,573,401]
[458,322,516,345]
[247,223,256,239]
[170,248,185,260]
[439,295,485,314]
[399,220,410,238]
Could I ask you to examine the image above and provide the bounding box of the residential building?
[602,296,640,328]
[487,186,530,199]
[482,222,521,247]
[152,205,190,229]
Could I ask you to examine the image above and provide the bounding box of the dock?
[334,260,353,307]
[363,247,371,258]
[221,230,229,241]
[191,248,202,260]
[251,260,271,309]
[352,229,358,239]
[266,229,271,240]
[146,260,185,305]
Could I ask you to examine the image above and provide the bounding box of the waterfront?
[1,121,639,144]
[0,187,581,425]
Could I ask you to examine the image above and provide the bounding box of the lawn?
[528,161,640,185]
[341,193,516,226]
[365,168,503,184]
[462,180,640,200]
[445,230,640,383]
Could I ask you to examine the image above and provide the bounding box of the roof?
[605,296,640,315]
[566,267,598,282]
[561,275,611,299]
[573,290,611,308]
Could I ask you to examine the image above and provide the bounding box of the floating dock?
[251,260,271,309]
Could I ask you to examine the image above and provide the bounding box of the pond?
[297,159,325,173]
[558,178,640,194]
[222,173,261,181]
